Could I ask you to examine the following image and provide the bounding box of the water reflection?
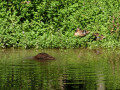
[0,48,120,89]
[96,72,105,90]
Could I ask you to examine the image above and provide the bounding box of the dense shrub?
[0,0,120,48]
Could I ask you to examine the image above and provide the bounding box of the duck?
[74,28,90,37]
[21,1,31,4]
[33,53,56,60]
[94,33,105,40]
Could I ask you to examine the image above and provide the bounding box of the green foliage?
[0,0,120,48]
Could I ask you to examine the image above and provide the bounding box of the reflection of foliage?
[0,0,120,48]
[0,62,63,89]
[0,49,120,89]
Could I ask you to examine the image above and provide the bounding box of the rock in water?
[33,53,55,60]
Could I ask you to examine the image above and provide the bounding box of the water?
[0,48,120,90]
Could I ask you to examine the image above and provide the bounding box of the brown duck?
[33,53,55,60]
[94,33,105,40]
[74,28,90,37]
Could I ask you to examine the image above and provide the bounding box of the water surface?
[0,48,120,90]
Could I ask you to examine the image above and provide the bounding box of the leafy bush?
[0,0,120,48]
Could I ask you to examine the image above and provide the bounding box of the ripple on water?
[0,49,120,89]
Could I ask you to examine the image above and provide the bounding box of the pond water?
[0,48,120,90]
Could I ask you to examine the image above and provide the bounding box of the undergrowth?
[0,0,120,48]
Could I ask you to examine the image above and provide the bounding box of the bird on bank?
[74,28,90,37]
[93,33,105,40]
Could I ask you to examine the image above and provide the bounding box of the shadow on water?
[0,48,120,90]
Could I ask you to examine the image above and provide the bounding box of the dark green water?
[0,48,120,90]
